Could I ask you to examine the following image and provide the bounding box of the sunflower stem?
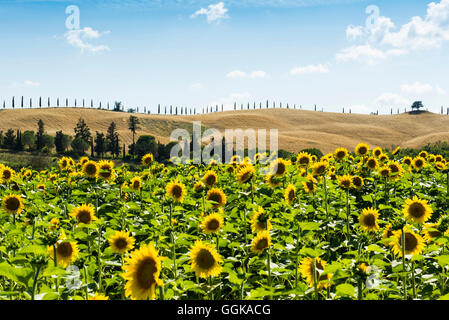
[312,258,318,300]
[411,261,416,299]
[84,265,89,300]
[31,265,41,300]
[267,248,272,300]
[401,228,407,300]
[345,188,351,244]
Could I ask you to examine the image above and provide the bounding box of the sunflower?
[49,217,60,230]
[1,194,24,215]
[250,231,272,255]
[265,174,281,187]
[372,147,383,158]
[379,154,389,163]
[109,231,136,254]
[89,292,109,300]
[194,181,205,193]
[122,243,165,300]
[402,156,413,167]
[388,161,404,181]
[312,161,328,176]
[58,157,72,171]
[206,188,227,209]
[130,176,143,191]
[79,156,89,166]
[390,228,425,257]
[189,240,222,278]
[334,147,349,161]
[0,166,15,182]
[48,232,79,268]
[435,155,444,163]
[352,175,364,189]
[311,155,317,163]
[284,184,297,205]
[250,207,272,233]
[302,175,317,194]
[402,196,433,224]
[270,158,289,176]
[203,170,218,187]
[418,151,428,159]
[299,257,332,290]
[392,146,401,155]
[378,166,391,178]
[435,161,447,171]
[36,184,46,192]
[165,179,186,203]
[236,165,255,184]
[338,175,353,189]
[382,224,394,240]
[412,156,426,171]
[70,203,97,225]
[230,155,242,164]
[82,160,99,179]
[355,143,369,156]
[141,153,154,166]
[98,160,115,181]
[359,207,380,232]
[422,223,445,243]
[200,212,224,234]
[366,157,378,170]
[297,152,312,167]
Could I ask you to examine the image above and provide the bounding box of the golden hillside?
[0,107,448,154]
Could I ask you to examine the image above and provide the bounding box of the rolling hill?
[1,107,448,154]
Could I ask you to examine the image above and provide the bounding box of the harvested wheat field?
[1,107,448,153]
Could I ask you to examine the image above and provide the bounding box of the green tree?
[106,122,120,158]
[22,130,36,150]
[131,135,158,159]
[55,131,72,153]
[4,129,16,149]
[94,131,106,158]
[128,115,140,159]
[36,119,45,151]
[74,118,92,144]
[71,138,89,155]
[113,101,123,112]
[42,134,54,150]
[15,130,24,151]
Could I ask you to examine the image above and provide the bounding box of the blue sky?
[1,0,448,114]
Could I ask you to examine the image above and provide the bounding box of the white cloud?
[290,64,329,75]
[376,93,410,106]
[191,2,229,23]
[346,25,364,41]
[226,70,247,78]
[436,85,447,95]
[190,83,203,90]
[336,45,406,64]
[250,70,268,78]
[226,70,268,79]
[401,82,434,95]
[339,0,449,63]
[9,80,40,88]
[64,27,110,53]
[210,92,252,109]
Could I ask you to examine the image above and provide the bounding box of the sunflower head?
[122,243,165,300]
[109,231,136,254]
[297,152,312,167]
[236,165,256,184]
[359,207,380,232]
[194,181,205,193]
[392,146,401,155]
[48,234,79,268]
[402,195,433,224]
[378,166,391,178]
[412,156,426,170]
[366,157,378,170]
[206,188,227,209]
[265,174,281,187]
[373,147,383,158]
[89,292,109,300]
[402,156,413,167]
[1,194,24,215]
[166,180,187,203]
[250,206,272,233]
[130,176,143,191]
[70,204,97,225]
[98,160,115,181]
[312,161,328,176]
[418,151,428,159]
[141,153,154,166]
[388,161,404,181]
[200,212,224,234]
[82,160,99,179]
[189,240,223,278]
[203,170,218,187]
[284,184,297,205]
[250,231,272,255]
[302,175,317,194]
[0,166,15,182]
[270,158,288,176]
[355,143,369,156]
[299,257,332,290]
[352,175,364,189]
[337,175,353,189]
[334,147,349,161]
[390,228,425,257]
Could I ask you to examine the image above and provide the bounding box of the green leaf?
[298,222,321,231]
[435,255,449,267]
[336,283,355,298]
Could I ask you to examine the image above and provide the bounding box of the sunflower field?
[1,144,449,300]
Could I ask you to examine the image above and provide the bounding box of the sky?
[0,0,448,114]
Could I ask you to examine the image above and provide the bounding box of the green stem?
[31,266,41,300]
[401,228,407,300]
[267,249,272,300]
[84,265,89,300]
